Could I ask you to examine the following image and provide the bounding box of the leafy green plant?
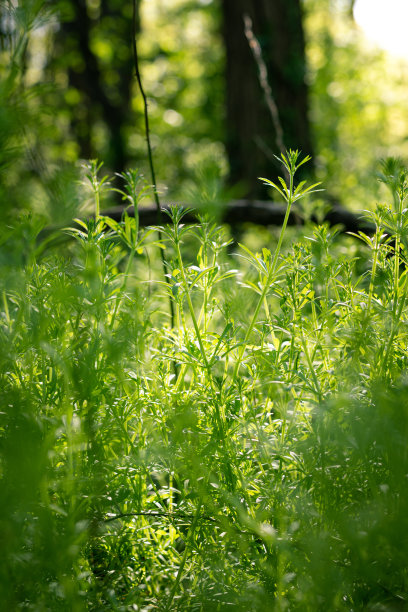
[2,153,408,610]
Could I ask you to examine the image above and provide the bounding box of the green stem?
[110,247,136,329]
[300,327,322,401]
[233,171,294,380]
[382,193,405,375]
[175,240,226,440]
[382,272,408,375]
[164,502,203,611]
[94,189,100,220]
[175,241,211,372]
[367,227,380,316]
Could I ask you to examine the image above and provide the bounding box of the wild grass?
[1,152,408,611]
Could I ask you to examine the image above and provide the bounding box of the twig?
[243,14,286,157]
[38,200,376,249]
[131,0,175,329]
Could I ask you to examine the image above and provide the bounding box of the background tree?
[50,0,138,173]
[2,0,408,218]
[50,0,314,199]
[221,0,314,198]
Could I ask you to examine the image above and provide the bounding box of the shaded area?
[100,200,374,234]
[222,0,314,197]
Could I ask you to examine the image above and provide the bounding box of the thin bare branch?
[243,14,286,156]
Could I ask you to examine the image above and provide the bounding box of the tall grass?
[1,154,408,610]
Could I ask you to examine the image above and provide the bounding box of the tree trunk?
[53,0,137,174]
[221,0,314,198]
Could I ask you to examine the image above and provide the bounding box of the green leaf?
[258,177,286,199]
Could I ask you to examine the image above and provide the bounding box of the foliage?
[3,0,408,209]
[2,153,408,610]
[305,0,408,208]
[2,2,408,610]
[0,0,82,223]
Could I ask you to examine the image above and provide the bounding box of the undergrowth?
[1,152,408,611]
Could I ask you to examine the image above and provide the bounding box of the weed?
[2,153,408,610]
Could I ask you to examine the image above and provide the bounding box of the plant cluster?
[1,152,408,610]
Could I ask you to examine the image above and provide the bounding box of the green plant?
[2,154,408,610]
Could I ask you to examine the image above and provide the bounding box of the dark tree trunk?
[221,0,313,198]
[53,0,138,174]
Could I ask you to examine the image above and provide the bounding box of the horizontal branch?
[100,199,374,234]
[38,200,375,249]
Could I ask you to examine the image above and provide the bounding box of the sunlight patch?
[354,0,408,59]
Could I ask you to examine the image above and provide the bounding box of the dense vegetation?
[2,152,408,610]
[2,1,408,610]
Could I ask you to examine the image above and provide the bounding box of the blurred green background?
[1,0,408,224]
[3,3,408,609]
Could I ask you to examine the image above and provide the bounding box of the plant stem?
[367,227,380,316]
[164,501,202,611]
[175,240,210,372]
[233,170,294,380]
[382,272,408,375]
[109,247,136,329]
[95,189,100,220]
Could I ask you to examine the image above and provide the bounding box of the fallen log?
[37,200,375,252]
[99,199,374,234]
